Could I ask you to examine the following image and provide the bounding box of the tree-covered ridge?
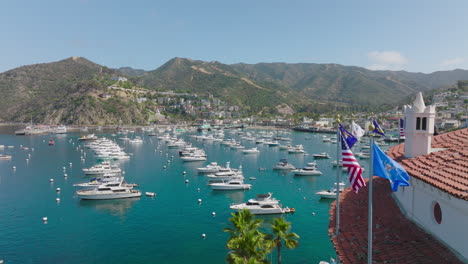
[1,56,468,124]
[0,57,149,124]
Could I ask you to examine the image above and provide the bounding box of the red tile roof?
[329,177,464,264]
[329,128,468,263]
[387,128,468,201]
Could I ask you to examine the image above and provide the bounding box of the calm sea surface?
[0,126,386,264]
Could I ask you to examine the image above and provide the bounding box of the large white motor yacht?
[76,178,141,200]
[73,174,124,190]
[230,193,292,214]
[209,178,251,190]
[181,154,207,162]
[316,182,346,199]
[292,166,322,176]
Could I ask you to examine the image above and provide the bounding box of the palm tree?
[224,210,270,264]
[267,218,299,264]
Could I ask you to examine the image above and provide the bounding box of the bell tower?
[404,92,436,158]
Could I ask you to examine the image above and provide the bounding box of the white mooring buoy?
[56,198,60,203]
[56,188,61,192]
[49,179,54,183]
[43,217,48,222]
[212,212,216,217]
[202,233,206,239]
[185,180,189,183]
[198,198,202,203]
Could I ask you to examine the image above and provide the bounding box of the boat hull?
[77,191,142,200]
[231,208,284,215]
[209,184,251,190]
[316,191,338,199]
[293,171,322,176]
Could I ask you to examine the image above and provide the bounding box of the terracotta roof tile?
[387,128,468,201]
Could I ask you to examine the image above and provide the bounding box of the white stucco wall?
[393,177,468,261]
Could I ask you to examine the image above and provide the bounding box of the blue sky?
[1,0,467,73]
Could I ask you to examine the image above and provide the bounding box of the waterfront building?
[329,92,467,263]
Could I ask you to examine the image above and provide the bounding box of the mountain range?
[0,56,466,125]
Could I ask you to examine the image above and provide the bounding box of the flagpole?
[335,125,341,236]
[368,134,374,264]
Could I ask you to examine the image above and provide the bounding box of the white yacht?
[82,161,122,175]
[128,137,143,144]
[209,178,251,190]
[230,203,289,215]
[312,152,331,159]
[96,151,130,160]
[54,125,67,134]
[230,143,245,149]
[0,154,12,160]
[316,182,346,199]
[278,144,292,150]
[273,159,296,170]
[206,164,242,181]
[288,145,305,154]
[76,178,141,200]
[265,140,280,146]
[292,166,322,176]
[73,174,124,190]
[197,162,223,173]
[230,193,292,215]
[247,193,279,205]
[242,147,260,154]
[181,154,207,162]
[157,133,171,141]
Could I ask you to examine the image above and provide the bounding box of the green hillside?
[0,57,149,125]
[1,56,468,124]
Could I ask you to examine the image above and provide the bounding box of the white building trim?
[393,178,468,261]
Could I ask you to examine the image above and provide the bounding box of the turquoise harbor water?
[0,127,383,264]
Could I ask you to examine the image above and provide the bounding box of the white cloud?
[367,51,408,71]
[439,57,464,68]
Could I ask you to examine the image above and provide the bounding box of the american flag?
[341,132,365,193]
[399,118,404,138]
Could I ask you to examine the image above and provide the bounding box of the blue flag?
[372,143,410,192]
[339,124,357,149]
[372,120,385,136]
